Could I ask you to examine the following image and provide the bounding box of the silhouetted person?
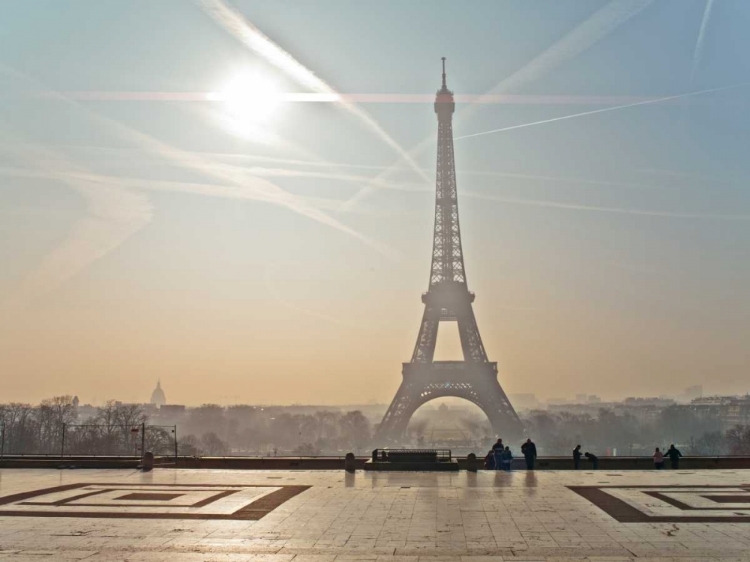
[573,445,582,470]
[584,451,598,470]
[484,450,496,470]
[500,446,513,472]
[521,438,537,470]
[653,447,665,470]
[492,438,504,451]
[493,445,504,470]
[666,444,682,469]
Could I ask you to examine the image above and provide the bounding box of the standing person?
[521,438,537,470]
[666,444,682,469]
[654,447,665,470]
[492,439,504,470]
[501,446,513,472]
[573,445,582,470]
[584,451,598,470]
[483,450,496,470]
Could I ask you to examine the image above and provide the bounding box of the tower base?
[376,361,523,443]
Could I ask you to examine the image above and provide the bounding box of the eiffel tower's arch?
[407,395,506,442]
[378,362,522,441]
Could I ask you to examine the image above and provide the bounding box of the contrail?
[9,162,742,223]
[691,0,716,87]
[30,90,663,106]
[37,146,682,197]
[464,191,750,221]
[481,0,656,98]
[196,0,429,183]
[455,82,749,140]
[48,145,679,192]
[0,165,416,220]
[0,64,400,307]
[341,0,656,211]
[0,139,153,310]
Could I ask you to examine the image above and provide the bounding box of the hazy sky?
[1,0,749,407]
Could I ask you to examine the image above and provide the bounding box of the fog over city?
[2,1,749,418]
[6,5,750,562]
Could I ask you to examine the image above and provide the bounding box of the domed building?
[150,380,166,407]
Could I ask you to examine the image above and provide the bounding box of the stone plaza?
[2,468,750,561]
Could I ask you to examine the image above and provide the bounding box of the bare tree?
[726,425,750,455]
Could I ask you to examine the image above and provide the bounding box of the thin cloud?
[0,64,401,308]
[455,82,749,140]
[55,82,396,256]
[196,0,429,183]
[49,145,678,192]
[0,155,400,262]
[481,0,656,98]
[0,163,414,220]
[465,191,750,221]
[342,0,655,211]
[691,0,716,87]
[0,140,153,310]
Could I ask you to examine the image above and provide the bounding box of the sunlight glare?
[210,71,281,139]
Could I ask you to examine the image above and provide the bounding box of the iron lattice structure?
[377,59,522,441]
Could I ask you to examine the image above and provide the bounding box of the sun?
[209,71,282,139]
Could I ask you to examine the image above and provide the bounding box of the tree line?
[172,405,373,456]
[519,406,745,456]
[3,397,750,457]
[0,396,172,456]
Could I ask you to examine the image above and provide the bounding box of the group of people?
[483,438,537,471]
[574,444,683,470]
[653,445,683,469]
[485,440,684,471]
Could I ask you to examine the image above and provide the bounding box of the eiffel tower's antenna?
[441,56,447,89]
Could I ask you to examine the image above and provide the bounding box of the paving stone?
[1,469,750,561]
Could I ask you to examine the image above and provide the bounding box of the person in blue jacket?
[500,446,513,472]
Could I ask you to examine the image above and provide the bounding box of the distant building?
[587,395,601,404]
[575,394,587,404]
[77,404,98,421]
[623,397,675,407]
[547,397,572,406]
[150,380,166,407]
[153,404,186,425]
[689,395,750,425]
[683,385,703,401]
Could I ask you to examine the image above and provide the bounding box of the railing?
[0,423,177,463]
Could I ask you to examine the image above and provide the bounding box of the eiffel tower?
[377,59,522,442]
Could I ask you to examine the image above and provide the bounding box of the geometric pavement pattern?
[0,482,309,520]
[570,485,750,523]
[5,470,750,561]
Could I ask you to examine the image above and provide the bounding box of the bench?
[371,449,451,463]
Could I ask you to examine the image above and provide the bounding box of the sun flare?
[209,71,281,138]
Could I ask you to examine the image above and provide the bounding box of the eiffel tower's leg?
[376,378,418,441]
[411,304,439,364]
[456,304,489,363]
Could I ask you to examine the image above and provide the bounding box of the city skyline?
[2,1,750,407]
